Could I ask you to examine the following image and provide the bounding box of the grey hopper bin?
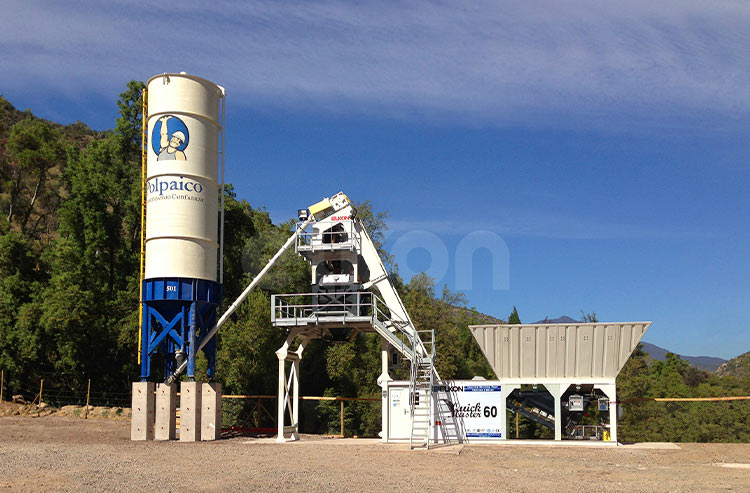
[469,322,651,380]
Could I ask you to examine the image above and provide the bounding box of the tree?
[115,80,146,155]
[220,185,256,303]
[0,230,45,387]
[27,82,144,390]
[354,200,395,273]
[508,306,521,324]
[3,118,65,239]
[580,310,598,323]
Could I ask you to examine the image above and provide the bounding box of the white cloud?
[2,0,750,127]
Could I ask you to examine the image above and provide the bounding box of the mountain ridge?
[639,342,727,372]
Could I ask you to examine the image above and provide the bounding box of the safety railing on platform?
[271,292,412,355]
[295,220,361,253]
[271,292,392,325]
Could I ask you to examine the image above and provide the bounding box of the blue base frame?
[140,278,222,381]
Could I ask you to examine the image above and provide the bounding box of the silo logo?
[147,176,205,204]
[152,115,189,161]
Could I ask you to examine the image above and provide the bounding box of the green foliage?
[220,185,256,302]
[0,84,142,392]
[508,306,521,324]
[403,275,475,379]
[617,346,750,442]
[3,118,66,239]
[353,200,394,272]
[115,80,146,154]
[0,230,45,386]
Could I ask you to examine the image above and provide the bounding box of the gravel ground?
[1,415,750,492]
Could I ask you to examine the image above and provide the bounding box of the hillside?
[1,96,103,242]
[460,307,504,325]
[715,351,750,379]
[640,342,727,372]
[0,96,102,146]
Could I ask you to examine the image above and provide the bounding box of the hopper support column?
[545,384,564,441]
[276,330,307,442]
[377,337,394,443]
[597,383,617,442]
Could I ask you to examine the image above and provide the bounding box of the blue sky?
[2,1,749,359]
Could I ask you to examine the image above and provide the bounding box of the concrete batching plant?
[129,75,650,447]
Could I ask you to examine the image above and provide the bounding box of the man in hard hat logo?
[153,115,189,161]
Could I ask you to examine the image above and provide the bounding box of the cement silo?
[138,73,225,384]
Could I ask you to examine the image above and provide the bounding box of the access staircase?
[410,329,435,449]
[433,386,462,444]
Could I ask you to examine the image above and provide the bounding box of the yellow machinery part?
[308,198,333,219]
[137,88,147,365]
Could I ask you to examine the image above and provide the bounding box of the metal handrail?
[271,291,412,355]
[273,292,376,317]
[567,424,603,440]
[295,220,361,252]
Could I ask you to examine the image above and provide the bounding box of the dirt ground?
[0,401,130,420]
[1,414,750,492]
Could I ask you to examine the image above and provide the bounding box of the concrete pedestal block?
[155,383,177,440]
[179,381,201,442]
[201,383,222,441]
[131,382,155,441]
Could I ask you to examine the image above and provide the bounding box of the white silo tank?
[145,73,224,281]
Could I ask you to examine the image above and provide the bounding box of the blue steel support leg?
[180,304,187,369]
[140,304,150,381]
[199,304,217,379]
[187,301,196,380]
[164,337,174,379]
[204,336,216,379]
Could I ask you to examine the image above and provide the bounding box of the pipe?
[166,217,313,384]
[219,86,226,285]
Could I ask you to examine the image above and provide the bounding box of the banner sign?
[434,381,503,439]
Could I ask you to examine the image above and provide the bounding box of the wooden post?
[0,369,4,402]
[515,412,519,439]
[39,379,44,404]
[85,379,91,419]
[340,400,344,437]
